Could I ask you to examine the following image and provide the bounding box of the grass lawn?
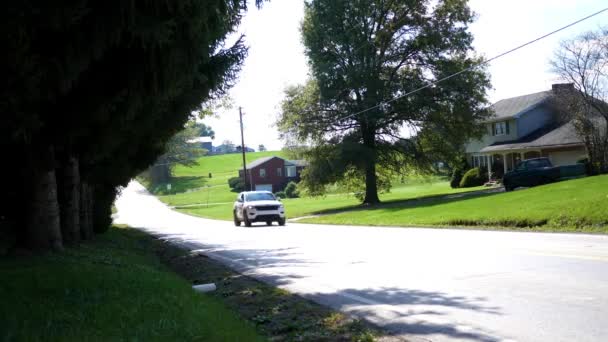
[145,151,287,195]
[0,226,264,341]
[145,150,487,221]
[300,175,608,232]
[177,181,486,221]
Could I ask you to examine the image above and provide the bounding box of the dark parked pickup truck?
[503,157,586,191]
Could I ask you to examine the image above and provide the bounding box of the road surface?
[115,181,608,342]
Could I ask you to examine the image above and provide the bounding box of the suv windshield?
[527,159,551,169]
[245,192,276,202]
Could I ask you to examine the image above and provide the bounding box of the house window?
[277,168,282,177]
[259,168,266,177]
[286,166,296,177]
[492,121,510,136]
[472,155,487,168]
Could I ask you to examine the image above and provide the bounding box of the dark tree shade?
[0,0,259,251]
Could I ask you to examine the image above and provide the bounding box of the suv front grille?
[255,205,279,211]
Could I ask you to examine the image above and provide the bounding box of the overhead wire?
[332,6,608,123]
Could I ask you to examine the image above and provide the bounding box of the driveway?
[115,181,608,342]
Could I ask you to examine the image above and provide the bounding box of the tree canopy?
[0,0,260,251]
[278,0,490,203]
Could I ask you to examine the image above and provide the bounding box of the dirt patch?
[153,238,405,342]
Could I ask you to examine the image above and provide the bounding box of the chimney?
[552,83,575,93]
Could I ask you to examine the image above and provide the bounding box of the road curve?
[115,181,608,342]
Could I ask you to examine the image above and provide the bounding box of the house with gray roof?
[465,83,587,179]
[238,156,308,192]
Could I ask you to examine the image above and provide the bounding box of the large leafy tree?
[278,0,490,204]
[0,1,259,251]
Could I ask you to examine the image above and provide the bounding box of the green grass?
[148,150,488,221]
[300,175,608,232]
[0,227,264,341]
[147,151,287,195]
[177,181,486,221]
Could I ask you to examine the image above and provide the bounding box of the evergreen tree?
[0,0,261,251]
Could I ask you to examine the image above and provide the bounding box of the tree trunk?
[80,182,94,240]
[26,147,63,251]
[92,185,114,234]
[59,156,80,245]
[361,125,380,204]
[149,163,171,185]
[363,158,380,204]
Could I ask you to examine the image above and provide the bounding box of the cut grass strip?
[157,240,386,341]
[0,226,264,341]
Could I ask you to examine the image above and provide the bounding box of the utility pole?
[239,107,249,191]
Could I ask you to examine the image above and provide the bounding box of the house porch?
[470,145,585,181]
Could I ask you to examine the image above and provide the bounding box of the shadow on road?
[144,227,505,341]
[309,287,503,342]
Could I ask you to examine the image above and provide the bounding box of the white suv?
[233,191,286,227]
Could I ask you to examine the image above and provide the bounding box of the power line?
[335,6,608,122]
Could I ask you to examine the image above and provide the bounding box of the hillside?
[146,150,288,196]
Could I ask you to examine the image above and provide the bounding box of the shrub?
[459,167,487,188]
[228,177,244,192]
[275,191,286,199]
[284,181,299,198]
[577,158,593,175]
[450,168,464,188]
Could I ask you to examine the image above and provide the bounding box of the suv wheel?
[243,211,252,227]
[233,211,241,226]
[278,217,286,226]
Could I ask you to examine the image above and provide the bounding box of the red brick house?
[238,156,307,192]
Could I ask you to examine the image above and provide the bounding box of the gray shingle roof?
[480,122,584,153]
[245,156,309,169]
[487,91,551,122]
[286,159,308,167]
[245,156,276,169]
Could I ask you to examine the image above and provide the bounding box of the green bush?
[450,168,464,188]
[228,177,244,192]
[275,191,286,199]
[284,181,299,198]
[459,167,487,188]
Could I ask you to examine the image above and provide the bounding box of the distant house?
[238,156,308,192]
[466,83,588,179]
[213,143,235,154]
[187,136,213,153]
[236,145,255,153]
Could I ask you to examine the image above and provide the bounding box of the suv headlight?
[246,205,256,210]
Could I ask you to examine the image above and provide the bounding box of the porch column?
[502,153,507,175]
[487,155,492,179]
[520,151,524,161]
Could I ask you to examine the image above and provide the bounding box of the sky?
[205,0,608,151]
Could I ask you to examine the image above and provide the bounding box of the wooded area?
[0,1,258,251]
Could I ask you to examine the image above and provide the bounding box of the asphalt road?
[115,181,608,342]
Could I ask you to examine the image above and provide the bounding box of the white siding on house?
[547,148,587,166]
[465,119,518,153]
[286,166,296,177]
